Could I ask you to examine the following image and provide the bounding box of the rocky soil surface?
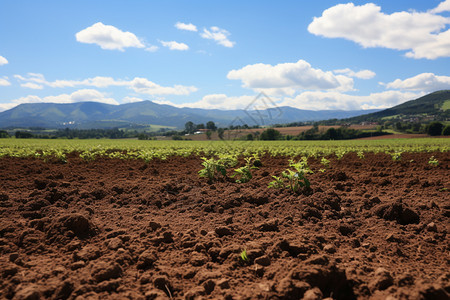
[0,152,449,299]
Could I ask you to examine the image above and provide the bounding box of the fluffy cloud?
[160,40,189,51]
[430,0,450,13]
[227,60,354,95]
[122,96,144,103]
[0,103,15,112]
[21,82,43,89]
[385,73,450,92]
[154,94,260,110]
[0,76,11,86]
[14,73,197,95]
[334,68,376,79]
[9,89,119,107]
[75,22,145,51]
[280,91,422,111]
[308,2,450,59]
[129,77,197,95]
[153,90,421,111]
[0,55,8,65]
[145,45,159,52]
[200,26,235,48]
[175,22,197,32]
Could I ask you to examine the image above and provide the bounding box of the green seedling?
[428,156,439,166]
[336,150,346,160]
[231,157,258,183]
[218,154,238,168]
[240,249,248,262]
[357,151,365,160]
[391,152,402,161]
[320,157,330,169]
[268,175,284,189]
[252,153,263,168]
[269,157,313,193]
[198,157,227,182]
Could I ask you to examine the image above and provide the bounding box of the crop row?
[0,138,449,162]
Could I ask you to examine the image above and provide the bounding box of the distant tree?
[206,130,212,140]
[137,133,150,140]
[185,121,195,134]
[411,122,422,132]
[218,128,224,140]
[196,123,205,130]
[172,135,183,140]
[206,121,217,131]
[427,122,444,136]
[0,130,9,138]
[325,127,338,140]
[259,128,281,140]
[246,133,254,140]
[15,131,34,138]
[442,125,450,136]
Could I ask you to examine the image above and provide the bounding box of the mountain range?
[0,100,379,129]
[0,90,448,129]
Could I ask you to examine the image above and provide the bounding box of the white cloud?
[0,103,15,112]
[280,90,422,111]
[46,89,119,105]
[122,96,144,103]
[0,76,11,86]
[227,59,354,95]
[200,26,235,48]
[154,94,261,110]
[160,40,189,51]
[175,22,197,32]
[21,82,43,89]
[14,73,197,95]
[385,73,450,92]
[129,77,197,95]
[308,3,450,59]
[145,45,159,52]
[75,22,145,51]
[0,55,8,65]
[9,89,119,107]
[430,0,450,13]
[334,68,376,79]
[153,90,421,111]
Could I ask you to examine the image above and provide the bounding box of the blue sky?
[1,0,450,112]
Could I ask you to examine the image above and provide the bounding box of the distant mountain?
[0,100,380,129]
[345,90,450,123]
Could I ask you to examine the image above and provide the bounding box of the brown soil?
[0,152,449,299]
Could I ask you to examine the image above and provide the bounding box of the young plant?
[218,154,238,168]
[252,153,263,168]
[231,157,258,183]
[428,156,439,167]
[336,150,346,160]
[320,157,330,168]
[391,152,402,161]
[269,157,313,193]
[240,249,248,263]
[357,151,365,160]
[268,175,284,189]
[198,157,226,182]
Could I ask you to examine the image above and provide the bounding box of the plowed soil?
[0,152,449,299]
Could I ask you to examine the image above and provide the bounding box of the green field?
[0,138,448,162]
[442,99,450,111]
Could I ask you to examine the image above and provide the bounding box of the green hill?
[346,90,450,123]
